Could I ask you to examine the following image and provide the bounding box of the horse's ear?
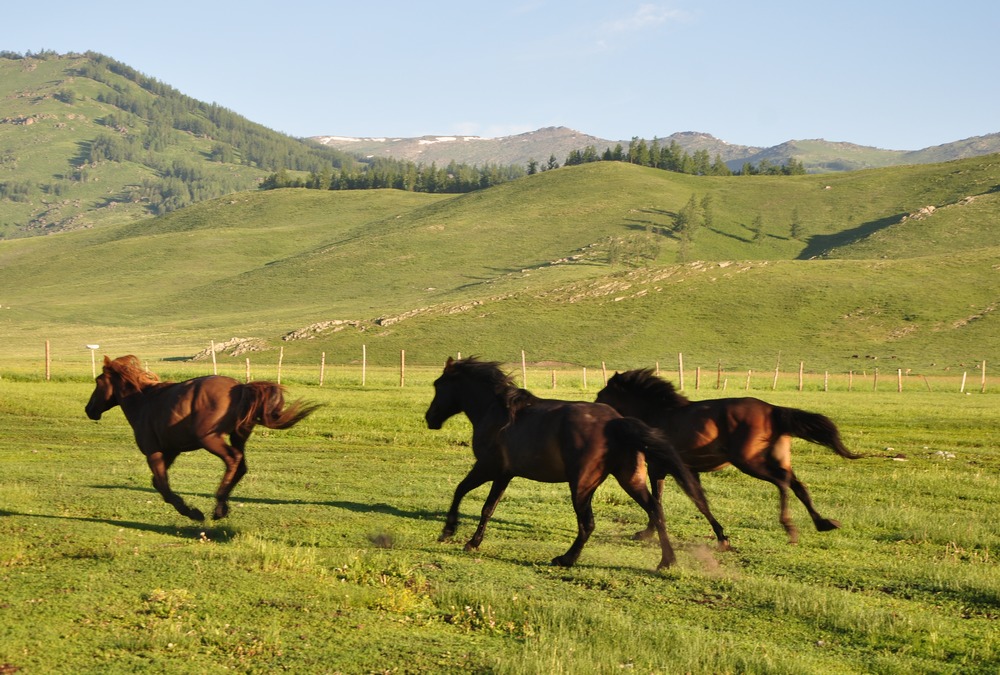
[103,355,112,366]
[445,356,455,370]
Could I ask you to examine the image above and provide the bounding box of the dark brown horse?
[85,355,319,521]
[424,357,718,569]
[596,369,861,548]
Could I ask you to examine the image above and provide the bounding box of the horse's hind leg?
[665,470,730,551]
[633,477,663,541]
[147,451,204,522]
[614,471,676,569]
[789,470,841,532]
[203,435,246,520]
[553,475,603,568]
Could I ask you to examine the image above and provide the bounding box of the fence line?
[25,340,994,394]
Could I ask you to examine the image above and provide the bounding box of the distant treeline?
[260,137,804,196]
[559,137,807,176]
[261,158,526,193]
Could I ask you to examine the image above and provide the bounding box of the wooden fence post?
[772,352,781,390]
[745,369,752,391]
[678,353,684,390]
[960,371,967,393]
[551,370,556,389]
[873,368,879,392]
[897,368,903,393]
[319,352,326,387]
[245,358,251,383]
[696,366,701,390]
[400,349,405,387]
[362,344,367,386]
[982,360,987,394]
[211,340,218,375]
[798,361,804,392]
[601,361,607,386]
[716,360,723,390]
[521,350,527,388]
[277,346,284,385]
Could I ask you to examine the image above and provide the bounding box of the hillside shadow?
[797,213,905,259]
[624,208,677,237]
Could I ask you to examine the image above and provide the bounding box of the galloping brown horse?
[85,355,319,521]
[425,357,718,569]
[596,369,861,548]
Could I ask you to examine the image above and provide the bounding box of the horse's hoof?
[463,541,479,552]
[816,519,841,532]
[550,555,574,568]
[632,529,655,542]
[188,509,205,522]
[718,539,732,552]
[656,559,675,570]
[212,505,229,520]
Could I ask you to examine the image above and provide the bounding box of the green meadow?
[1,364,997,673]
[3,92,1000,672]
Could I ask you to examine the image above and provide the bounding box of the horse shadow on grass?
[84,484,541,535]
[0,508,238,542]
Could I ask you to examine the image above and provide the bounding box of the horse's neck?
[460,387,508,431]
[116,382,158,419]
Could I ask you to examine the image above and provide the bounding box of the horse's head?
[85,356,119,420]
[425,357,464,429]
[595,372,634,414]
[85,355,159,420]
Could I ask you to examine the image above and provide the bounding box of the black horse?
[597,368,861,547]
[424,357,717,568]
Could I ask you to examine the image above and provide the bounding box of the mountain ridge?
[313,126,1000,174]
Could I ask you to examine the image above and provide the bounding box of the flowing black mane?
[610,369,691,410]
[449,357,539,415]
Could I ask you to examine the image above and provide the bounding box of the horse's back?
[139,376,243,451]
[503,399,618,482]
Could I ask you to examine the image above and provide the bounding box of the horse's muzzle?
[85,406,102,421]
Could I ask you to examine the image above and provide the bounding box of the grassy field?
[1,364,997,673]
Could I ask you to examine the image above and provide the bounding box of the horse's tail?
[604,416,711,515]
[775,406,862,459]
[236,382,321,436]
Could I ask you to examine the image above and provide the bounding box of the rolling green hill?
[1,157,998,375]
[0,52,355,238]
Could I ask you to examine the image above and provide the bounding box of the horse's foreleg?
[789,471,841,532]
[147,451,204,521]
[465,475,511,552]
[203,436,246,520]
[441,463,491,541]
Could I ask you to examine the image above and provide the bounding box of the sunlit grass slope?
[1,158,998,372]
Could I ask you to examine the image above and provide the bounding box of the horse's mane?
[448,357,538,418]
[610,369,690,409]
[106,355,162,392]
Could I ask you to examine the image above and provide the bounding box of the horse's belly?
[683,444,731,473]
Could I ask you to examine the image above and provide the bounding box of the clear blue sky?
[4,1,997,150]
